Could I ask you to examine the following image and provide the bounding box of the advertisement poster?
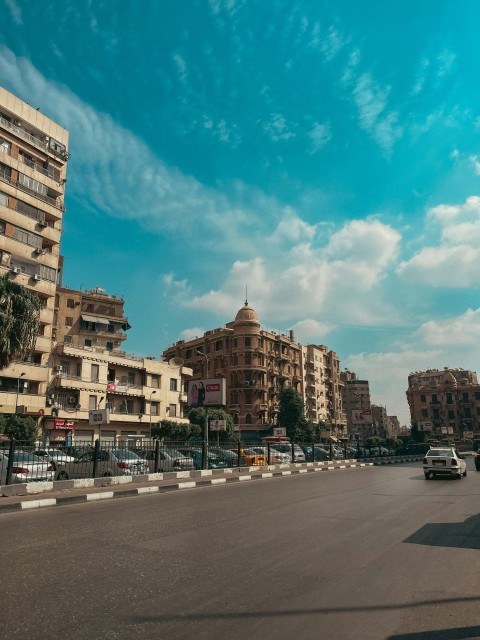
[187,378,226,407]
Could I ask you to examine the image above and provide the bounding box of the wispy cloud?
[4,0,22,25]
[263,113,296,142]
[308,122,331,154]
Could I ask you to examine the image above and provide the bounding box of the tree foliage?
[188,407,235,440]
[151,419,198,441]
[279,386,310,441]
[0,274,41,369]
[0,414,38,444]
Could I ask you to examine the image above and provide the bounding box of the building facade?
[0,86,68,419]
[406,367,480,439]
[44,286,192,442]
[163,301,346,436]
[340,371,373,439]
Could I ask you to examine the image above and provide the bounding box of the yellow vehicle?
[240,448,267,466]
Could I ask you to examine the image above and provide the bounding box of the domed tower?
[233,299,260,332]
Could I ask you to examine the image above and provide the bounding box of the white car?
[0,451,55,484]
[423,447,467,480]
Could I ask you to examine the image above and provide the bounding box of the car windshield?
[427,449,454,457]
[111,449,141,460]
[243,448,260,455]
[12,453,41,463]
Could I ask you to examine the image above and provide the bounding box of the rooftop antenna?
[245,285,248,305]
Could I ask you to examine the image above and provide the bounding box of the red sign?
[107,383,116,392]
[52,419,75,430]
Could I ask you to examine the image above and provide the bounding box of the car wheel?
[101,471,113,477]
[463,469,467,477]
[56,470,69,481]
[424,472,430,479]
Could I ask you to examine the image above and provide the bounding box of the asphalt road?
[2,460,480,640]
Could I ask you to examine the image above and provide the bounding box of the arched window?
[245,413,252,425]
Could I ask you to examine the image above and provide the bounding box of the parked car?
[240,448,268,466]
[250,446,290,464]
[270,444,306,463]
[34,449,76,465]
[475,450,480,471]
[0,451,55,484]
[61,445,93,459]
[139,448,195,472]
[54,448,148,480]
[178,448,229,470]
[209,447,244,467]
[300,445,331,462]
[423,447,467,480]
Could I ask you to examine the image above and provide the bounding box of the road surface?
[1,460,480,639]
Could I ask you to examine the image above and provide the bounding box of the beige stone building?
[163,301,346,437]
[406,367,480,439]
[302,344,346,437]
[0,86,68,418]
[45,285,192,442]
[340,371,373,439]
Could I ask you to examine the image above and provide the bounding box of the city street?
[2,460,480,640]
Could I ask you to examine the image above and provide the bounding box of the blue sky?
[2,0,480,425]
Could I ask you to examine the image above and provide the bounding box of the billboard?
[351,409,373,425]
[187,378,226,407]
[210,419,227,432]
[89,408,110,425]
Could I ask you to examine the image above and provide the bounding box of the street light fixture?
[149,390,157,439]
[15,372,26,414]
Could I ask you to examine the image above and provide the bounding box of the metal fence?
[0,439,429,485]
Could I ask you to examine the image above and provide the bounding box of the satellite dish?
[169,357,184,367]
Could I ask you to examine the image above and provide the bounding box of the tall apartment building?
[340,370,373,439]
[163,300,346,436]
[406,367,480,439]
[44,285,192,442]
[302,344,346,437]
[0,86,68,417]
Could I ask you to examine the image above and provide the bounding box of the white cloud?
[264,113,296,142]
[4,0,22,25]
[291,319,333,341]
[415,308,480,346]
[397,196,480,286]
[308,122,331,154]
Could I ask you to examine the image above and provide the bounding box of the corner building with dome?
[162,301,346,438]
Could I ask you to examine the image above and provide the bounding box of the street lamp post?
[149,390,157,439]
[15,372,26,414]
[196,349,209,469]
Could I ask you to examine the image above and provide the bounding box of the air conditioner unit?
[38,220,48,228]
[55,365,62,372]
[10,267,20,274]
[34,247,44,255]
[68,396,76,404]
[33,274,40,281]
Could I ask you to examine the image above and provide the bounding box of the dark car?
[474,450,480,471]
[179,448,228,470]
[300,445,331,462]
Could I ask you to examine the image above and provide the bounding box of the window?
[151,375,160,389]
[18,172,48,196]
[421,409,428,417]
[65,317,73,327]
[91,364,99,383]
[169,404,176,416]
[106,342,113,351]
[215,340,223,351]
[463,392,469,402]
[0,162,11,180]
[245,413,252,424]
[89,395,97,410]
[475,392,480,400]
[420,394,426,403]
[128,372,135,385]
[245,353,251,365]
[0,191,7,206]
[67,298,75,308]
[84,339,92,347]
[449,411,455,419]
[151,402,159,417]
[170,378,178,391]
[446,393,453,404]
[464,408,472,418]
[245,337,251,347]
[86,303,94,312]
[431,394,438,404]
[120,399,134,414]
[64,335,72,344]
[0,138,10,154]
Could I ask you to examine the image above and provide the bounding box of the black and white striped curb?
[0,461,376,513]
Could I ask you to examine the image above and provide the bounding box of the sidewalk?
[0,456,422,514]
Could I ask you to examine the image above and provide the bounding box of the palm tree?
[0,274,41,369]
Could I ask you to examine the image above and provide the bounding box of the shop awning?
[81,314,109,326]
